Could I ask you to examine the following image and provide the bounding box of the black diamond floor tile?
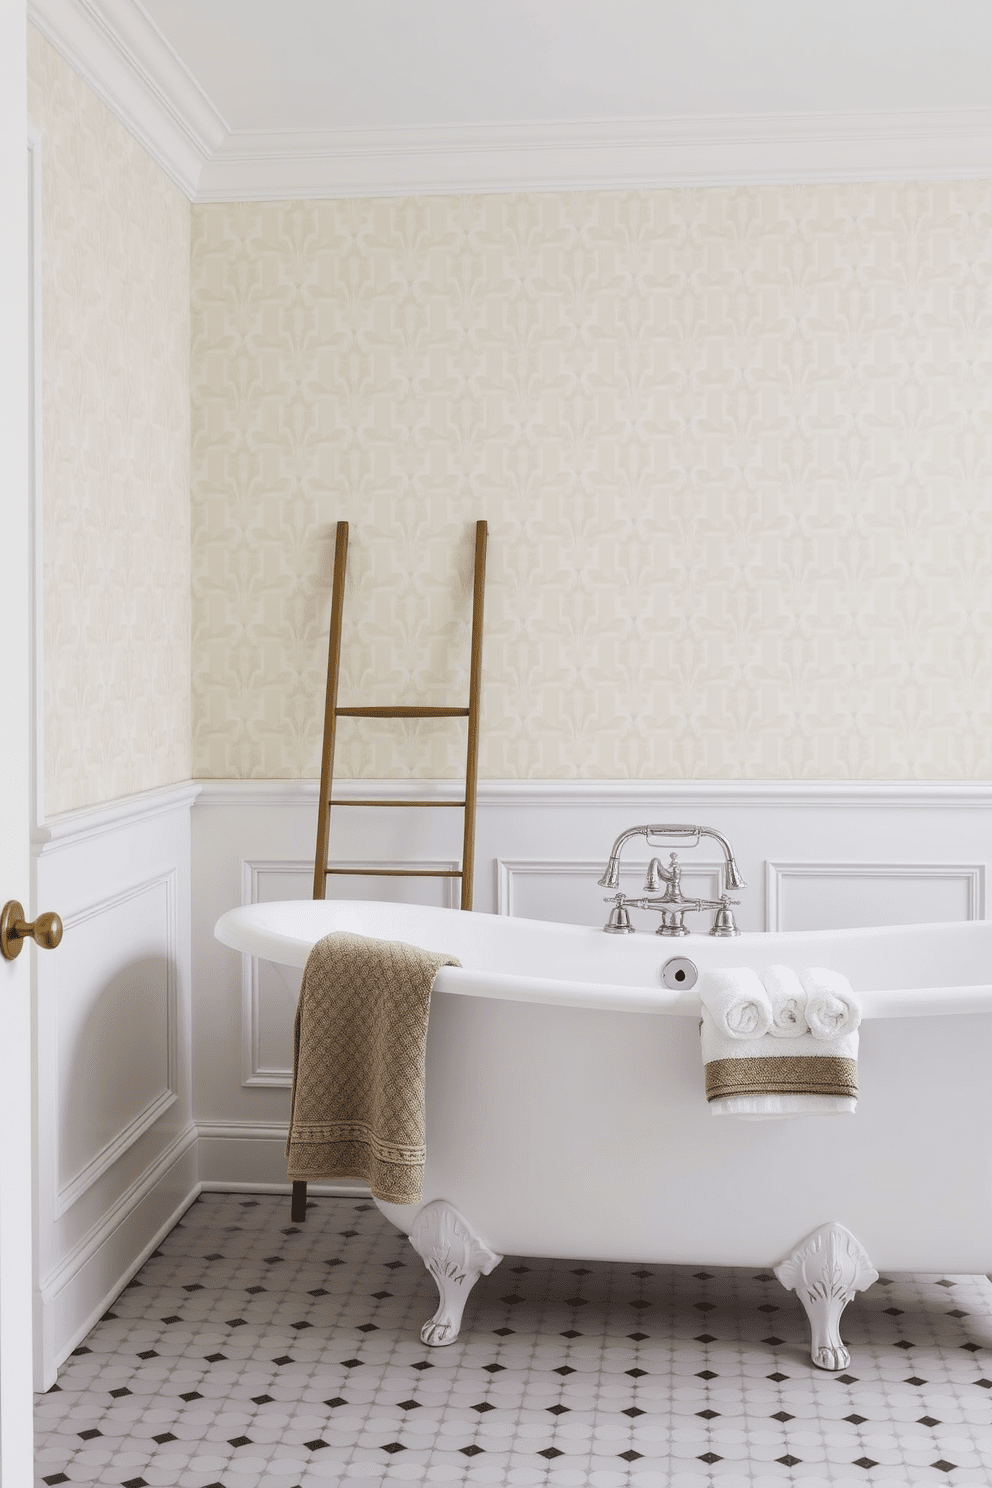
[33,1192,992,1487]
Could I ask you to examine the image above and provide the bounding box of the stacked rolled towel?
[699,964,861,1119]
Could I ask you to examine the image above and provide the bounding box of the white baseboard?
[37,1122,199,1388]
[36,1119,369,1387]
[200,1179,371,1198]
[195,1120,370,1195]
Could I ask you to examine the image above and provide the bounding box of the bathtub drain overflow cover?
[661,956,698,990]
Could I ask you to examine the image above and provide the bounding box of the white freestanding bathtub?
[215,899,992,1370]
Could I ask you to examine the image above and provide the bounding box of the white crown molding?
[194,778,992,810]
[27,0,226,197]
[197,109,992,201]
[23,4,992,203]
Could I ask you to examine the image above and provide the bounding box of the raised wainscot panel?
[497,858,724,928]
[765,861,986,933]
[54,872,178,1216]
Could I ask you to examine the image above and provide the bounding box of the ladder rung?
[324,867,463,878]
[329,799,466,808]
[336,706,469,719]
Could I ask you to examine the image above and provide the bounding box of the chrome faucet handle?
[603,893,636,935]
[710,894,741,938]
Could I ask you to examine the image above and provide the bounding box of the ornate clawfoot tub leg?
[408,1200,503,1347]
[774,1222,879,1371]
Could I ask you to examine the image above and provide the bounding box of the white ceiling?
[28,0,992,199]
[140,0,992,132]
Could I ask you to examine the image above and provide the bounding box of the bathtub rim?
[214,899,992,1020]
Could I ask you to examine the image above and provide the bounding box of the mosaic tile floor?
[35,1193,992,1487]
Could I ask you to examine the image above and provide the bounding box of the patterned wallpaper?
[28,30,191,816]
[190,186,990,781]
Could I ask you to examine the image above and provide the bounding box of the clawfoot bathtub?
[215,899,992,1371]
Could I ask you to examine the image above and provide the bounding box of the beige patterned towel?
[286,931,460,1204]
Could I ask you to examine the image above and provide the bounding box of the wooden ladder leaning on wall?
[290,519,488,1223]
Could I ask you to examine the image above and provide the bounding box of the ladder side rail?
[460,520,488,910]
[312,520,349,900]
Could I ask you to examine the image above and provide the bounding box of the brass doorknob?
[1,900,63,960]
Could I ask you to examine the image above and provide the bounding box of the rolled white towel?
[698,968,772,1040]
[700,965,861,1120]
[763,964,808,1038]
[805,968,861,1039]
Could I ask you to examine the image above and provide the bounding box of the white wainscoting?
[192,777,992,1201]
[496,857,724,924]
[33,782,198,1387]
[54,870,179,1217]
[765,860,986,933]
[32,777,992,1379]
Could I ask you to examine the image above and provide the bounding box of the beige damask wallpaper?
[28,30,191,816]
[191,186,992,780]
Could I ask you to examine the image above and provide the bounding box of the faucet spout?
[596,822,746,935]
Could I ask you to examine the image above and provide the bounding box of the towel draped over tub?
[286,931,460,1205]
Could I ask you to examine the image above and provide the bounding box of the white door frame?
[0,0,40,1479]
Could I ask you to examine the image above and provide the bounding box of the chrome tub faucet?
[597,824,746,937]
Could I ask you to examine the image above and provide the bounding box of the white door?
[0,0,40,1479]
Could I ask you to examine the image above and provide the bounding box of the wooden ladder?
[291,518,487,1222]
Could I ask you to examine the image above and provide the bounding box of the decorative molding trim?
[56,1088,178,1219]
[39,1123,198,1380]
[34,780,200,853]
[54,870,180,1215]
[764,860,986,933]
[239,857,458,1087]
[196,109,992,201]
[22,3,992,203]
[40,1118,197,1305]
[195,778,992,811]
[195,1124,370,1197]
[240,854,308,1089]
[496,857,723,918]
[196,1120,290,1144]
[27,0,225,197]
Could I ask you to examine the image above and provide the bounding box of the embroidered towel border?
[705,1055,858,1102]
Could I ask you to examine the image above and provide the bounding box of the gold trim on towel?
[705,1056,858,1101]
